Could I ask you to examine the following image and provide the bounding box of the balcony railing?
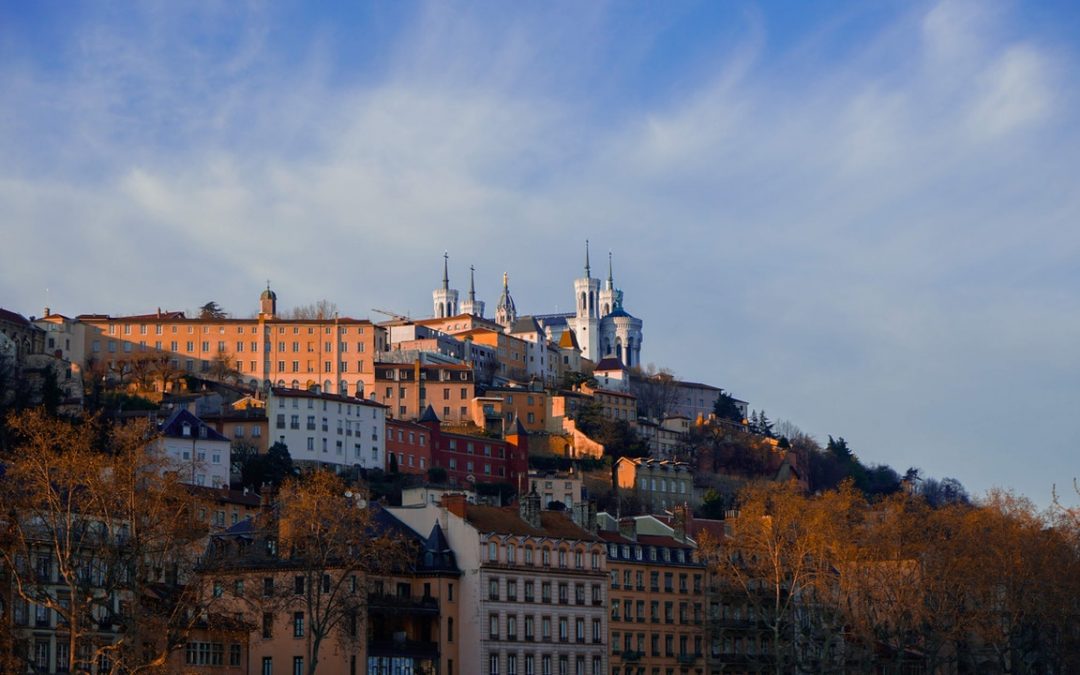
[367,639,439,659]
[367,593,439,615]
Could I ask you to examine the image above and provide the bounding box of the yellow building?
[598,511,707,675]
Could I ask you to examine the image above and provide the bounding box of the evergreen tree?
[713,389,743,423]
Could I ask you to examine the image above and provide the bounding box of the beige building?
[370,360,475,423]
[388,493,610,675]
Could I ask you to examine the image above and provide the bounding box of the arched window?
[291,379,300,389]
[588,292,594,313]
[615,338,622,362]
[276,379,285,387]
[625,338,633,367]
[580,292,586,311]
[603,303,610,315]
[323,379,332,392]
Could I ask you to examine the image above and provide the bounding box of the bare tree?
[629,365,680,421]
[0,410,212,673]
[288,300,339,321]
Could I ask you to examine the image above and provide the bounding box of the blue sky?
[2,0,1079,507]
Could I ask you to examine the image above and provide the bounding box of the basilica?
[432,242,644,368]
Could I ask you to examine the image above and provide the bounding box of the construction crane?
[370,308,411,322]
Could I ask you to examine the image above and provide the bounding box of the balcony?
[367,593,439,615]
[621,651,643,662]
[367,639,439,659]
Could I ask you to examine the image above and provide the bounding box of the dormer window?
[181,423,191,437]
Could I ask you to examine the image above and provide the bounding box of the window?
[293,657,303,675]
[262,657,272,675]
[490,613,500,639]
[489,578,500,601]
[447,617,454,642]
[295,576,305,595]
[293,611,304,637]
[490,655,500,675]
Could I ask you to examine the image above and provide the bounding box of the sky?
[2,0,1078,508]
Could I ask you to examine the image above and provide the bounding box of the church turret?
[598,251,618,318]
[569,240,601,360]
[460,265,485,318]
[432,252,460,318]
[495,272,517,328]
[259,282,277,319]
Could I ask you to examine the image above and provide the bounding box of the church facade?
[433,243,643,368]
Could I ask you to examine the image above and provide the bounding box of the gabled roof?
[0,308,33,327]
[159,408,229,442]
[418,405,440,424]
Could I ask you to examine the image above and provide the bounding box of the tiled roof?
[464,505,601,541]
[270,386,387,408]
[160,408,229,442]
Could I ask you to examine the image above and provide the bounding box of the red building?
[420,406,528,492]
[385,417,432,474]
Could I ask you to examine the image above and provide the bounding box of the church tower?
[259,282,277,319]
[598,251,618,318]
[495,272,517,328]
[432,252,460,318]
[568,240,601,361]
[460,265,485,318]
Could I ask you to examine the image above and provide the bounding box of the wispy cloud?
[1,0,1078,504]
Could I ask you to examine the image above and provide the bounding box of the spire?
[442,252,449,290]
[607,251,614,289]
[584,239,591,278]
[468,265,476,302]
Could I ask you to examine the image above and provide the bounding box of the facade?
[486,386,547,432]
[0,307,45,361]
[422,408,529,490]
[266,387,387,471]
[615,458,696,513]
[592,358,630,393]
[580,384,638,427]
[385,417,432,474]
[204,406,269,454]
[456,328,529,383]
[370,361,475,424]
[598,511,706,675]
[75,289,386,398]
[528,470,585,509]
[669,381,748,425]
[387,492,610,675]
[159,408,232,488]
[638,416,692,460]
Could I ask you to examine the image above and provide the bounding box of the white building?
[267,386,386,472]
[388,493,609,675]
[158,408,231,488]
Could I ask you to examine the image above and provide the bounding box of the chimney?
[43,307,50,318]
[572,501,597,532]
[441,493,468,519]
[519,489,542,529]
[673,502,689,543]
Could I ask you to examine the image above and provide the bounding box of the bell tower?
[432,252,460,318]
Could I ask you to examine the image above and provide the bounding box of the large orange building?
[455,327,529,383]
[369,360,475,423]
[76,287,387,398]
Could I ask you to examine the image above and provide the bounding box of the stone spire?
[585,239,591,278]
[468,265,476,302]
[495,271,517,327]
[606,251,614,290]
[461,264,485,318]
[433,252,459,318]
[442,251,449,290]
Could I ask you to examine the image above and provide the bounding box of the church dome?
[261,286,277,301]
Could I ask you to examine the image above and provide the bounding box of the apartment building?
[266,387,387,471]
[370,360,475,424]
[598,512,706,675]
[422,407,529,490]
[158,408,231,488]
[385,417,432,474]
[388,493,610,675]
